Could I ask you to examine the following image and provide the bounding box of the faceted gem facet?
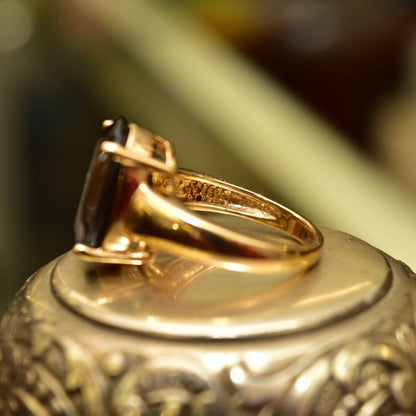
[74,117,129,247]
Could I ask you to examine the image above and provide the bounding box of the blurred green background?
[0,0,415,313]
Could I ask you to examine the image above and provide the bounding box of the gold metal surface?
[56,227,390,339]
[74,120,323,274]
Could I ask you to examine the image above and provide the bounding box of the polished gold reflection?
[142,254,215,299]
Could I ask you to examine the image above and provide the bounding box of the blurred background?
[0,0,415,313]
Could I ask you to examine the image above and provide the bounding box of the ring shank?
[133,169,323,273]
[174,170,317,244]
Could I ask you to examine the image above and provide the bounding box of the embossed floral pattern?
[1,286,416,415]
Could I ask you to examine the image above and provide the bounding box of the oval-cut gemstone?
[74,117,129,248]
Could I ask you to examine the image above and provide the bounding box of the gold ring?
[74,118,323,274]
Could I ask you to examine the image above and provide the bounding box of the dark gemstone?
[74,117,129,248]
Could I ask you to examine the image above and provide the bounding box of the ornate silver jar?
[1,120,415,416]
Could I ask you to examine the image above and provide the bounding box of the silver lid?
[52,224,390,339]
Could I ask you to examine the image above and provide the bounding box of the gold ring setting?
[74,118,323,274]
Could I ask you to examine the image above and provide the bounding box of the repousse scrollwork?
[0,291,107,416]
[104,352,224,415]
[0,289,225,416]
[1,285,416,415]
[229,337,416,415]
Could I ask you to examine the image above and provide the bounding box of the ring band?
[74,118,323,274]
